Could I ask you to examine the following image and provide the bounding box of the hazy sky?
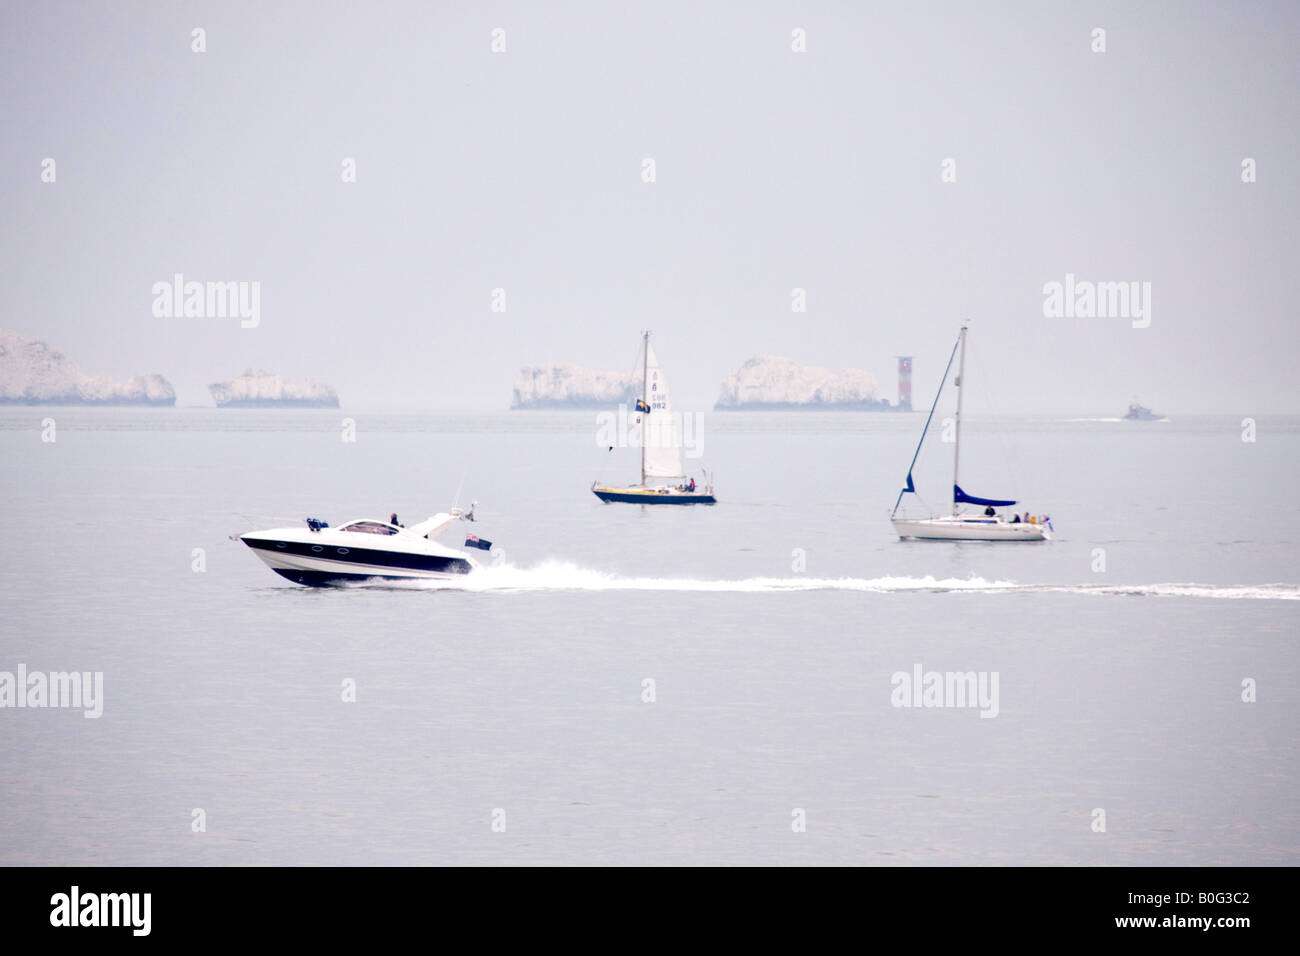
[2,1,1296,412]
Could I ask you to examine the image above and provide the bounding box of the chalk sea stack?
[715,356,890,410]
[0,329,175,405]
[209,369,339,408]
[511,363,639,409]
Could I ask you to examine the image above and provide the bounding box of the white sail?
[642,341,682,479]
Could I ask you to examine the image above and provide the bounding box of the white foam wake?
[1049,582,1300,601]
[422,562,1018,593]
[364,561,1299,600]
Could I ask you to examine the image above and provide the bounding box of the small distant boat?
[240,506,490,586]
[1123,402,1163,421]
[592,331,716,505]
[890,325,1050,541]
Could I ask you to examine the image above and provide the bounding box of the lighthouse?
[897,356,913,411]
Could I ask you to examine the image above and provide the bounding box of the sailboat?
[592,331,716,505]
[890,325,1050,541]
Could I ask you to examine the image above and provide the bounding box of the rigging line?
[893,489,935,518]
[892,331,962,517]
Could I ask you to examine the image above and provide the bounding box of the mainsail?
[641,341,682,480]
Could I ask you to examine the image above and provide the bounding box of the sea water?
[0,409,1296,864]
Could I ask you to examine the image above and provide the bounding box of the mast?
[952,325,967,515]
[641,330,650,486]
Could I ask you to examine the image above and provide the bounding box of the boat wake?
[349,561,1300,600]
[421,563,1018,593]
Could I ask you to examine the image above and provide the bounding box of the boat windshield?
[339,521,399,535]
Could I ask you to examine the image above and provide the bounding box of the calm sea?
[1,408,1296,865]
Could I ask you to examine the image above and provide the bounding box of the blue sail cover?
[953,485,1016,507]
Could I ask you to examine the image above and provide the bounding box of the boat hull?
[592,485,716,505]
[891,517,1049,541]
[241,535,474,585]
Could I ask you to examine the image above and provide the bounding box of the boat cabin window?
[339,521,399,535]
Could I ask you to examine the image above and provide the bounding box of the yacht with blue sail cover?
[890,325,1051,541]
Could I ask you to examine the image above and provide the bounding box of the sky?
[1,1,1297,413]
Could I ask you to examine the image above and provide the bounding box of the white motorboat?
[1122,401,1164,421]
[890,325,1052,542]
[240,507,491,586]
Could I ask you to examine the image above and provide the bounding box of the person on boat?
[1011,513,1021,523]
[984,505,995,517]
[390,512,402,527]
[688,477,696,492]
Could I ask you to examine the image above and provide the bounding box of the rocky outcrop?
[0,329,175,405]
[715,356,888,410]
[511,363,639,409]
[209,369,339,408]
